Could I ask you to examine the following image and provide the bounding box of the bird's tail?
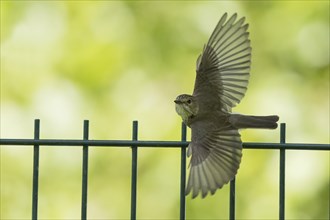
[229,114,279,129]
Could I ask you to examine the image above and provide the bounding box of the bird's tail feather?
[229,114,279,129]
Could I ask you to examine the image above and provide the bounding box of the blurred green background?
[1,1,329,219]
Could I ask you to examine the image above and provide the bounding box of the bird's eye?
[187,99,192,104]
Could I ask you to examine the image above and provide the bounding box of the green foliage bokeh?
[1,1,329,219]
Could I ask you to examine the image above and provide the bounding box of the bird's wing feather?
[186,128,242,198]
[193,13,251,113]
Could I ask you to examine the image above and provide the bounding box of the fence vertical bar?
[180,122,187,220]
[32,119,40,220]
[131,121,138,220]
[279,123,286,220]
[81,120,89,220]
[229,177,236,220]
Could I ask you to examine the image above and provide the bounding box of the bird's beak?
[174,100,181,104]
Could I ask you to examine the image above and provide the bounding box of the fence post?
[131,121,138,220]
[32,119,40,220]
[81,120,89,220]
[229,177,236,220]
[180,122,187,220]
[279,123,286,220]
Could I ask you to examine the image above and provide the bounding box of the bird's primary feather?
[193,12,251,114]
[186,127,242,198]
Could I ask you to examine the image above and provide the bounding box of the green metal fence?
[0,119,329,220]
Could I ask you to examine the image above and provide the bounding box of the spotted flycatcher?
[175,13,279,198]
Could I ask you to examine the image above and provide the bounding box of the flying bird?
[174,13,279,198]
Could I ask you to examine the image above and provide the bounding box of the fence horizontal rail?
[0,139,329,150]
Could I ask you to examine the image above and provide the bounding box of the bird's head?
[174,94,199,123]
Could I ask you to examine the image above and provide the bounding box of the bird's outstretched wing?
[186,128,242,198]
[193,13,251,113]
